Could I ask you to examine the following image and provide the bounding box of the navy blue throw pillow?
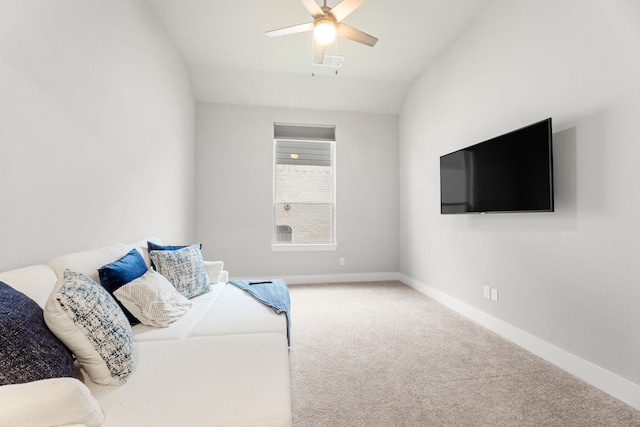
[98,249,148,325]
[0,281,76,385]
[147,241,202,252]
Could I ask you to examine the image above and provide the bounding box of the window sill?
[271,243,338,252]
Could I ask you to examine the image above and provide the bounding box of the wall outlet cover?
[483,285,491,299]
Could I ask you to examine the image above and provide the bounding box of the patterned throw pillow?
[44,270,136,385]
[149,244,211,298]
[146,241,203,268]
[147,241,201,252]
[98,249,149,326]
[0,281,76,385]
[114,269,192,328]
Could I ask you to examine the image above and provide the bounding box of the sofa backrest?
[0,265,57,308]
[48,243,131,284]
[47,237,162,283]
[0,237,164,308]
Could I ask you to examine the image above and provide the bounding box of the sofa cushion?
[0,281,75,385]
[98,249,149,326]
[149,244,211,298]
[190,284,288,338]
[83,334,292,427]
[131,282,226,342]
[114,268,192,328]
[44,270,136,385]
[0,378,104,427]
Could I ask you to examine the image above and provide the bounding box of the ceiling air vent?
[320,55,344,67]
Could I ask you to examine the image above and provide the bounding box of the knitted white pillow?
[114,269,192,328]
[44,270,136,385]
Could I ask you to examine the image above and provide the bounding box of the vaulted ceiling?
[145,0,493,114]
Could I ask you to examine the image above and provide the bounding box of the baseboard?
[233,272,401,285]
[232,271,640,409]
[398,273,640,411]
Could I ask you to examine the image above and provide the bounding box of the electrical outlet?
[339,257,345,266]
[490,288,499,302]
[483,286,491,299]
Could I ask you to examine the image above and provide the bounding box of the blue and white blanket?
[228,279,291,345]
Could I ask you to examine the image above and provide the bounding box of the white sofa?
[0,238,292,427]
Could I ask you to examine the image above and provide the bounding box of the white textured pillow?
[114,269,192,328]
[203,261,224,284]
[44,270,136,385]
[149,244,211,298]
[0,378,104,427]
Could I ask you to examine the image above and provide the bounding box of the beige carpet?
[288,281,640,426]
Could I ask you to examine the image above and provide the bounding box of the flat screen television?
[440,118,554,214]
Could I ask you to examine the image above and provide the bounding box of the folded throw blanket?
[228,279,291,345]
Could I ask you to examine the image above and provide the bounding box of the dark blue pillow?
[147,241,202,251]
[0,281,76,385]
[98,249,148,325]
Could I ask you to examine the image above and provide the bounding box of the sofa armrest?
[203,261,226,284]
[0,378,104,427]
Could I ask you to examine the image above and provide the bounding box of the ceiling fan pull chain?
[311,39,315,76]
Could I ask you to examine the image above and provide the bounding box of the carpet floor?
[288,281,640,426]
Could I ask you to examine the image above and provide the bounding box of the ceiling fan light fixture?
[314,18,336,45]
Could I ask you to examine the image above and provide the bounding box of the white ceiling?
[145,0,493,114]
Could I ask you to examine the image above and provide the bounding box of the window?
[272,123,336,251]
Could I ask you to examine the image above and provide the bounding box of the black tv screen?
[440,118,553,214]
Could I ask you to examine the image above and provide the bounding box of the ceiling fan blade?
[266,22,314,38]
[330,0,366,22]
[314,43,327,64]
[336,23,378,47]
[301,0,324,18]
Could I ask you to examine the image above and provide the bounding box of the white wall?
[0,0,195,270]
[195,103,398,279]
[399,0,640,391]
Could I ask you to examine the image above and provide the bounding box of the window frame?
[271,134,337,252]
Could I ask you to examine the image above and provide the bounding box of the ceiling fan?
[266,0,378,65]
